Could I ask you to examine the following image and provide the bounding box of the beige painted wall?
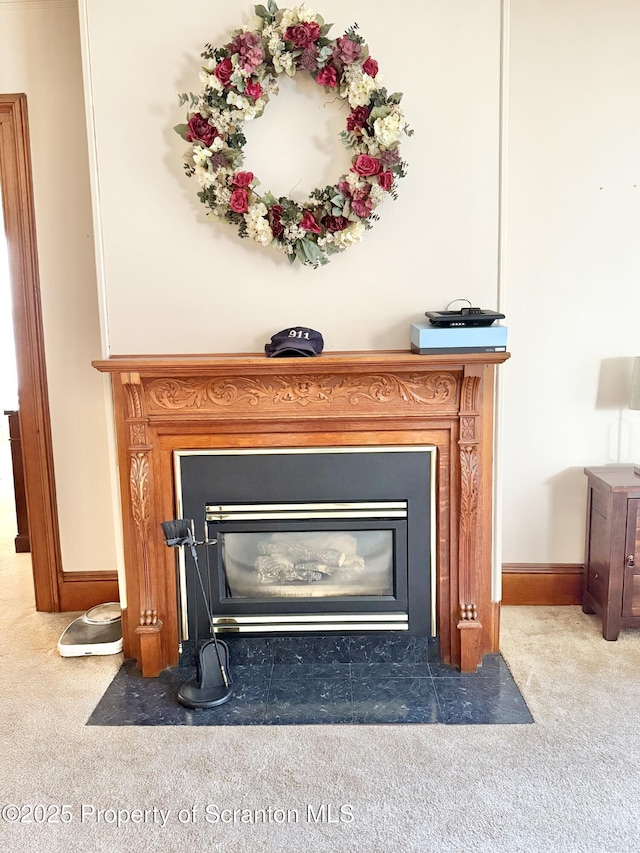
[0,0,118,573]
[80,0,640,568]
[4,0,636,581]
[81,0,501,354]
[502,0,640,562]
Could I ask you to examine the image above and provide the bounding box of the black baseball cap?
[265,327,324,358]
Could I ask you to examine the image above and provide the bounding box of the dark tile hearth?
[87,635,532,727]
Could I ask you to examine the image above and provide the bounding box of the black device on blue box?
[425,307,505,328]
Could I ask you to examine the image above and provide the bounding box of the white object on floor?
[57,602,123,657]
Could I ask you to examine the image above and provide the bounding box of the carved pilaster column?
[121,372,163,676]
[457,373,483,671]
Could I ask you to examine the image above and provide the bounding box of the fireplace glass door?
[203,501,408,631]
[221,528,396,598]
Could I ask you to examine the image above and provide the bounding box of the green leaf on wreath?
[174,123,189,139]
[231,71,245,91]
[227,132,247,149]
[369,106,391,122]
[300,238,325,267]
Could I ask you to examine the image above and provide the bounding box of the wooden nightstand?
[583,465,640,640]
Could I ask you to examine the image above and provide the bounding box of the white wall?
[10,0,635,578]
[81,0,501,354]
[0,199,18,410]
[502,0,640,562]
[0,0,118,573]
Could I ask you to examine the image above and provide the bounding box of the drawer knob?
[627,554,636,568]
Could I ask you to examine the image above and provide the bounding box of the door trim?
[0,93,62,611]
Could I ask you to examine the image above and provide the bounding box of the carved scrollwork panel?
[130,452,151,539]
[459,444,480,531]
[341,373,459,406]
[146,372,460,415]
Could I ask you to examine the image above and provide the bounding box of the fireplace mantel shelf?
[94,349,508,374]
[94,349,509,677]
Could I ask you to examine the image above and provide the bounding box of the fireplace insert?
[174,447,435,639]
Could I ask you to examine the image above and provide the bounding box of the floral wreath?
[175,1,412,267]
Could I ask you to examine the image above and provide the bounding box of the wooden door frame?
[1,93,120,613]
[0,94,62,611]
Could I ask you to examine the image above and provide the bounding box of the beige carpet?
[1,434,639,851]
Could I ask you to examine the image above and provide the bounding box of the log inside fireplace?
[93,350,509,676]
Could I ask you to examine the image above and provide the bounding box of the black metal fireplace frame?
[174,446,436,640]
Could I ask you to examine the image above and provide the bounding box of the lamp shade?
[631,358,640,410]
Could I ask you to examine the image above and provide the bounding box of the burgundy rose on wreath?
[268,204,284,238]
[285,21,320,48]
[244,80,263,101]
[214,57,234,87]
[378,170,394,191]
[323,215,348,232]
[316,66,338,88]
[233,171,254,188]
[333,36,361,64]
[363,57,379,77]
[300,211,322,234]
[352,154,381,177]
[185,114,219,147]
[346,106,371,132]
[229,188,249,213]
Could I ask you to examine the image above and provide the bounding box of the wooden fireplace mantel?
[94,350,509,676]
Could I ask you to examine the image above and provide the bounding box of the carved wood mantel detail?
[146,372,459,414]
[120,372,162,674]
[457,374,483,671]
[95,351,509,676]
